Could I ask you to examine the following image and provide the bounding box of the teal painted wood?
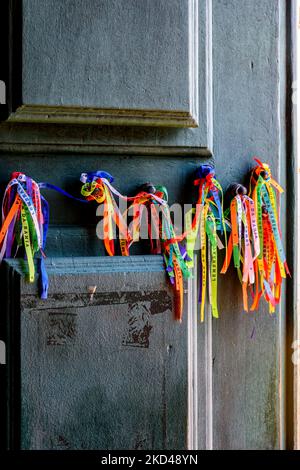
[0,0,293,450]
[3,257,188,450]
[0,154,205,256]
[22,1,191,112]
[211,0,287,450]
[0,0,212,153]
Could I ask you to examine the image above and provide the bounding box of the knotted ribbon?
[221,183,260,311]
[248,158,289,313]
[126,183,191,322]
[0,172,47,297]
[0,172,88,299]
[80,174,190,321]
[186,165,226,322]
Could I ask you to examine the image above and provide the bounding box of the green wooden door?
[0,0,295,450]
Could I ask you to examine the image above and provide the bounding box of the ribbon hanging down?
[80,171,168,257]
[0,172,89,299]
[125,182,191,322]
[221,183,260,312]
[81,171,131,256]
[248,158,290,313]
[80,173,190,321]
[188,164,227,322]
[80,171,161,256]
[221,158,289,313]
[80,171,189,321]
[0,172,48,298]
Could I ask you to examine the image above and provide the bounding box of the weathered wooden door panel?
[21,0,194,123]
[3,0,212,154]
[210,0,287,450]
[212,295,281,450]
[4,257,188,450]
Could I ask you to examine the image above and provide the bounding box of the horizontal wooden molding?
[3,255,166,276]
[0,141,212,157]
[8,104,199,128]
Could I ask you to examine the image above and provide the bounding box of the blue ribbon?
[195,164,215,180]
[38,182,89,203]
[83,171,114,183]
[38,196,49,299]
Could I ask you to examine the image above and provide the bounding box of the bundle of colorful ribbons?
[80,172,190,321]
[185,164,226,321]
[0,172,88,299]
[80,171,131,256]
[221,158,289,313]
[0,159,288,319]
[126,182,191,321]
[0,172,49,298]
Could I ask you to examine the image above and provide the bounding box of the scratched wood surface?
[4,257,188,450]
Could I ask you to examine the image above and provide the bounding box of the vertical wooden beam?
[285,0,298,451]
[296,1,300,448]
